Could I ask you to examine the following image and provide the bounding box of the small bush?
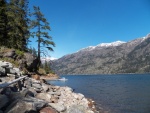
[16,50,24,57]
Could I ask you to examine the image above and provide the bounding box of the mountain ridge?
[51,33,150,75]
[77,41,126,52]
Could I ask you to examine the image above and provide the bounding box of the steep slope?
[51,34,150,75]
[119,34,150,73]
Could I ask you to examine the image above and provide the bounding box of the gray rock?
[41,83,49,92]
[5,67,20,76]
[24,53,38,72]
[39,107,57,113]
[50,96,59,103]
[64,87,73,92]
[2,87,12,95]
[4,62,13,68]
[13,68,20,75]
[77,93,84,100]
[0,61,8,68]
[32,87,43,93]
[3,50,15,58]
[48,91,61,96]
[48,103,66,112]
[66,105,86,113]
[36,93,51,102]
[24,79,32,88]
[0,94,9,109]
[25,96,47,110]
[28,88,37,97]
[20,88,35,97]
[8,68,16,74]
[0,67,6,76]
[4,97,47,113]
[18,59,26,71]
[9,92,24,101]
[0,64,8,68]
[32,83,42,89]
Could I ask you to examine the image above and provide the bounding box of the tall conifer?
[30,6,55,69]
[6,0,29,50]
[0,0,8,46]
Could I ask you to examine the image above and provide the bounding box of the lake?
[47,74,150,113]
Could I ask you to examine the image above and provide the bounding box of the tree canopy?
[0,0,30,51]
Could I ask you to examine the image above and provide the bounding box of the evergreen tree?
[17,0,30,51]
[6,0,29,50]
[44,61,50,74]
[30,6,55,69]
[0,0,8,46]
[28,46,37,57]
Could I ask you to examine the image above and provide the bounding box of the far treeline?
[0,0,55,70]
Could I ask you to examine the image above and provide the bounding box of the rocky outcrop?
[3,50,16,58]
[0,61,98,113]
[24,53,39,72]
[0,61,21,76]
[0,48,38,72]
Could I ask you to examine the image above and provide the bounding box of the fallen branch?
[0,76,28,89]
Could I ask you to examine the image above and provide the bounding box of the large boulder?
[0,61,9,68]
[36,93,52,102]
[4,97,47,113]
[0,66,6,76]
[23,53,38,72]
[48,103,66,112]
[3,50,16,58]
[41,83,49,92]
[39,107,58,113]
[0,94,9,109]
[66,105,87,113]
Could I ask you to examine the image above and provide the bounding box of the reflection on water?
[48,74,150,113]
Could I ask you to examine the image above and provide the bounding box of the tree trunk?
[37,20,41,69]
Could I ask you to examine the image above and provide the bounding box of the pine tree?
[0,0,8,46]
[17,0,30,51]
[44,61,50,74]
[30,6,55,69]
[28,46,37,57]
[6,0,29,50]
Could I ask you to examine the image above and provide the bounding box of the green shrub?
[16,50,24,57]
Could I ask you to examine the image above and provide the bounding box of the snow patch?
[41,57,57,62]
[78,41,126,52]
[97,41,126,47]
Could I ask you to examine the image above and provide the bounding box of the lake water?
[48,74,150,113]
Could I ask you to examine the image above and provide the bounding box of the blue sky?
[29,0,150,59]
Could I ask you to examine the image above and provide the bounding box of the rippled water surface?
[48,74,150,113]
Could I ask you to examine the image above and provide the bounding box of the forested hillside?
[0,0,55,73]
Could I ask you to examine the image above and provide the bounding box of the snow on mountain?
[142,33,150,41]
[78,46,96,52]
[78,41,126,52]
[97,41,126,47]
[41,57,57,63]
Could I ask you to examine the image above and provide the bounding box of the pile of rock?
[0,61,99,113]
[0,61,21,77]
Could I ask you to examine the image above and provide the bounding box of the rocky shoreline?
[0,61,99,113]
